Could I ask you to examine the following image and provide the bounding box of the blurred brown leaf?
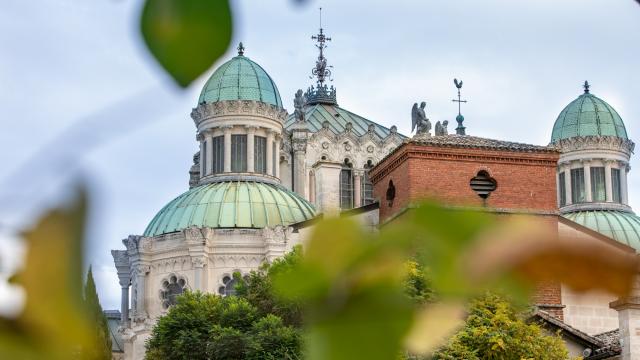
[0,189,93,359]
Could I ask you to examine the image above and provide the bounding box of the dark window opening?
[231,135,247,172]
[470,170,497,201]
[254,136,267,174]
[571,168,585,203]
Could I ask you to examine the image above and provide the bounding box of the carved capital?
[191,257,207,268]
[133,264,150,276]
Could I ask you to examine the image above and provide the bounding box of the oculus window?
[231,135,247,172]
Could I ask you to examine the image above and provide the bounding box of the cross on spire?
[583,80,590,93]
[452,78,467,135]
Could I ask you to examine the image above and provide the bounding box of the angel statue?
[435,120,449,136]
[293,89,306,122]
[411,102,431,135]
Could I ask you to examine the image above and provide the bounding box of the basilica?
[109,24,640,360]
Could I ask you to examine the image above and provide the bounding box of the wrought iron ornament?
[584,80,590,94]
[237,42,245,56]
[311,7,332,85]
[304,8,338,105]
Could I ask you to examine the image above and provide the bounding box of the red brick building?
[369,135,560,222]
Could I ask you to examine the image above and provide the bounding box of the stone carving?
[191,100,288,125]
[554,136,635,155]
[435,120,449,136]
[411,102,431,135]
[124,235,142,254]
[139,237,152,252]
[322,120,330,129]
[293,89,306,122]
[322,141,330,149]
[367,145,375,153]
[344,142,352,151]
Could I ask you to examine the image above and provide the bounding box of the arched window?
[361,160,375,206]
[340,159,354,210]
[218,274,243,297]
[160,275,187,309]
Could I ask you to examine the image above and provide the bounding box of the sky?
[1,0,639,312]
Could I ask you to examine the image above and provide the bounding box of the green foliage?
[141,0,233,87]
[403,260,436,305]
[432,293,569,360]
[81,267,112,360]
[235,246,305,327]
[145,292,301,360]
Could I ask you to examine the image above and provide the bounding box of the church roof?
[411,134,558,153]
[144,181,315,237]
[198,50,283,108]
[563,210,640,251]
[551,84,627,143]
[284,103,400,138]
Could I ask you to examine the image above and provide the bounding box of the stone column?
[622,163,630,205]
[275,137,281,179]
[133,264,149,321]
[192,257,206,291]
[205,132,213,175]
[112,250,130,328]
[309,171,316,204]
[312,161,343,215]
[223,126,232,173]
[611,273,640,360]
[266,131,274,176]
[563,164,573,206]
[247,126,256,173]
[198,134,205,176]
[354,171,362,208]
[583,160,592,202]
[605,160,614,202]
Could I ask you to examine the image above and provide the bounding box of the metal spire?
[583,80,590,93]
[311,7,332,85]
[237,42,245,56]
[452,78,467,135]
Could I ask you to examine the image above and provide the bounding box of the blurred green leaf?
[141,0,233,87]
[0,189,93,359]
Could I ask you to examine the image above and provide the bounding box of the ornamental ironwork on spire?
[305,8,337,106]
[452,78,467,135]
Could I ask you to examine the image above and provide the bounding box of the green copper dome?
[198,53,283,108]
[144,182,315,237]
[551,87,627,143]
[564,211,640,251]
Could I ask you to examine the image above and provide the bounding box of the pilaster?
[205,132,214,175]
[246,126,256,173]
[266,131,274,176]
[583,160,592,202]
[605,160,614,202]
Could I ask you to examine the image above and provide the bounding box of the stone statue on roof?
[293,89,306,122]
[411,102,431,135]
[435,120,449,136]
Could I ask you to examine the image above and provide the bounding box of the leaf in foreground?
[141,0,233,87]
[0,189,93,359]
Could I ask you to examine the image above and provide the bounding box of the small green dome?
[144,182,315,237]
[564,211,640,251]
[198,54,283,108]
[551,89,627,143]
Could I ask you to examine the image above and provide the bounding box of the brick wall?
[371,143,560,221]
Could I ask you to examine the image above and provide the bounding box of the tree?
[431,293,569,360]
[145,292,302,360]
[235,246,305,327]
[82,266,112,360]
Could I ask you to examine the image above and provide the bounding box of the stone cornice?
[553,136,635,155]
[191,100,288,126]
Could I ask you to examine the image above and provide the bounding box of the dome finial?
[237,42,245,56]
[583,80,590,94]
